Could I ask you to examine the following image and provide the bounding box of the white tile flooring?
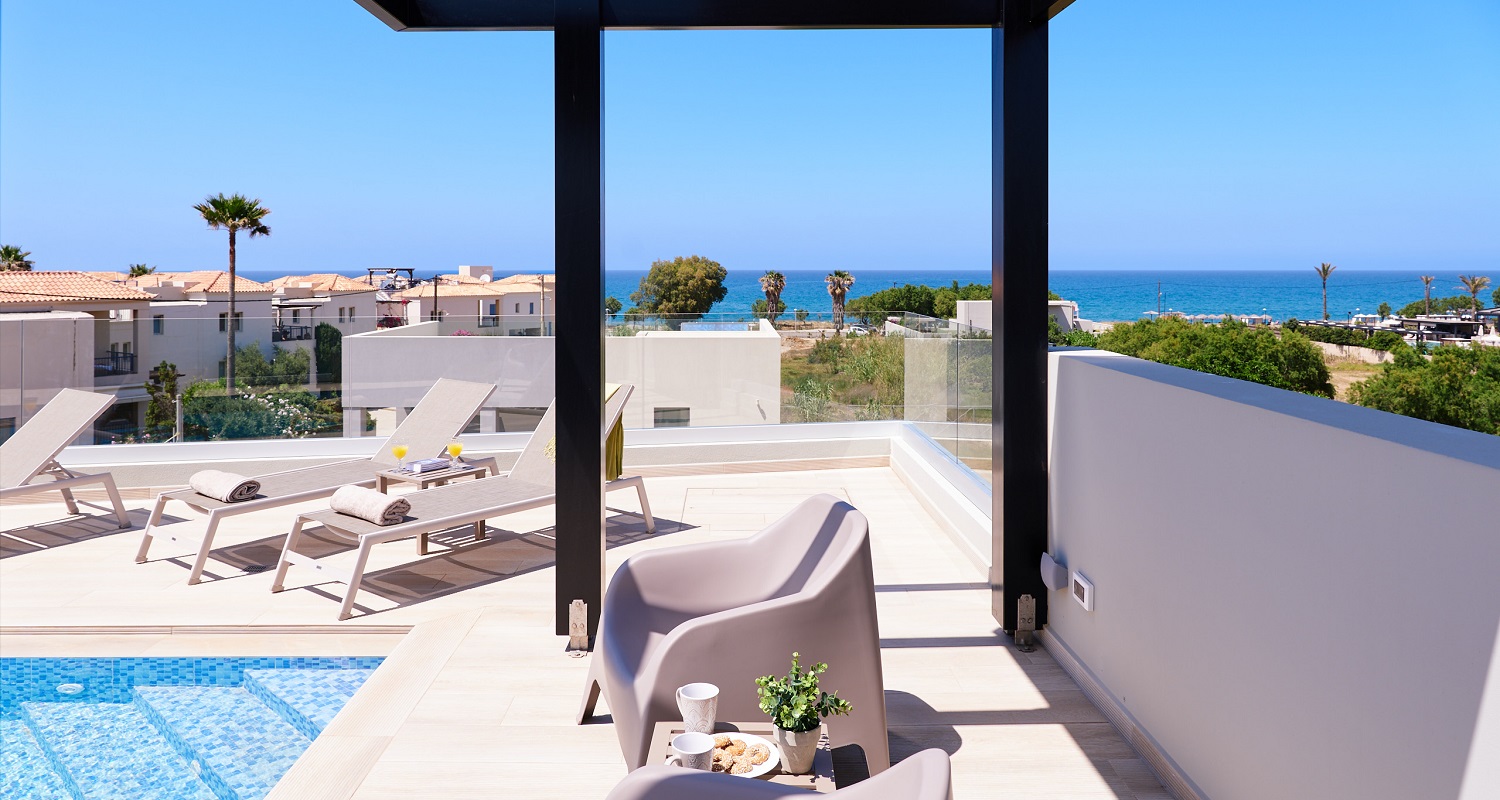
[1,467,1169,798]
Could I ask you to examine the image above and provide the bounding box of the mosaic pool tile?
[135,686,310,800]
[21,701,216,800]
[0,717,73,800]
[243,668,377,738]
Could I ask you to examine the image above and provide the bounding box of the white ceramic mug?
[665,731,715,771]
[676,682,719,735]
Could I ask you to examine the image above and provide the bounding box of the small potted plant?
[755,652,852,774]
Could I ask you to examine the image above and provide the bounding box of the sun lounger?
[0,389,130,529]
[134,378,496,583]
[272,384,654,620]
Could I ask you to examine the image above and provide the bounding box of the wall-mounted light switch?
[1071,571,1095,611]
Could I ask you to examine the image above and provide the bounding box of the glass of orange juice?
[392,443,409,470]
[447,440,463,467]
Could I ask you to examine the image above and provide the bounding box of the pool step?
[243,668,377,739]
[0,717,75,800]
[19,702,216,800]
[134,686,311,800]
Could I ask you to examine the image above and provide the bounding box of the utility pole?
[1157,281,1163,315]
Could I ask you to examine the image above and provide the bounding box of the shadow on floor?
[0,506,142,559]
[281,513,696,618]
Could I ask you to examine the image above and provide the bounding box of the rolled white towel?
[330,485,410,526]
[189,470,261,503]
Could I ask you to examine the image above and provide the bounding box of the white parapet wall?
[342,320,781,431]
[0,312,95,441]
[1043,350,1500,800]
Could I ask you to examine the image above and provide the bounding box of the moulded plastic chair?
[604,748,952,800]
[579,493,889,774]
[0,389,130,528]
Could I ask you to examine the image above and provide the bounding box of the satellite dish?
[480,274,492,283]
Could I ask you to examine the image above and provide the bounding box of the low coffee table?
[650,721,835,793]
[374,456,500,554]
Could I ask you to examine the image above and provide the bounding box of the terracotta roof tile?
[266,274,378,293]
[128,271,272,293]
[0,271,156,304]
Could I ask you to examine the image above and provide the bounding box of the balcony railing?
[272,325,313,342]
[94,351,137,377]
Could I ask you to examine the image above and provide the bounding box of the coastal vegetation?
[1284,319,1404,351]
[1350,344,1500,435]
[1459,275,1492,314]
[1096,316,1334,397]
[179,344,339,440]
[781,334,904,422]
[1397,295,1487,317]
[1,245,34,271]
[627,255,727,328]
[1316,262,1337,320]
[759,270,786,324]
[193,193,272,392]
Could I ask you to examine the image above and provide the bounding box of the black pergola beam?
[552,0,606,636]
[992,1,1050,632]
[355,0,1004,32]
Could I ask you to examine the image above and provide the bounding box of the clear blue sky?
[1,1,1496,274]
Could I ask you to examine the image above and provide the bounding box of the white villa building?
[124,271,279,387]
[396,266,556,335]
[265,273,381,341]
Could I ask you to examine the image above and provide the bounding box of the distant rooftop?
[265,273,379,294]
[0,271,156,305]
[128,271,273,294]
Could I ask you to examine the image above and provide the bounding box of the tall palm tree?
[128,263,156,277]
[1,245,34,272]
[1458,275,1491,316]
[1420,275,1435,315]
[193,194,271,392]
[826,270,855,332]
[759,270,786,324]
[1315,262,1337,320]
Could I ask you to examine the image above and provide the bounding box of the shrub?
[1097,317,1333,397]
[1349,344,1500,435]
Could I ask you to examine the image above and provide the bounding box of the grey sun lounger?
[134,378,496,584]
[272,384,655,621]
[0,389,130,529]
[580,493,890,774]
[604,749,952,800]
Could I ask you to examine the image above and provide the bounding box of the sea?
[238,269,1482,323]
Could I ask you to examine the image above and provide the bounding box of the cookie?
[746,743,770,765]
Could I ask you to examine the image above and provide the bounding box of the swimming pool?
[0,656,383,800]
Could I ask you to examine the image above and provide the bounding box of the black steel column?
[554,0,606,637]
[992,5,1050,632]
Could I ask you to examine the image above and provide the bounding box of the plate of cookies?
[711,732,780,778]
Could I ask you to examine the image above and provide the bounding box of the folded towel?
[189,470,261,503]
[330,485,410,526]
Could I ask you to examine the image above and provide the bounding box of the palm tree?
[1420,275,1435,315]
[759,270,786,324]
[128,263,156,277]
[826,270,855,332]
[1,245,34,272]
[1315,262,1336,320]
[193,194,272,392]
[1458,275,1491,317]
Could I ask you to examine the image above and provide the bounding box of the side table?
[374,456,500,554]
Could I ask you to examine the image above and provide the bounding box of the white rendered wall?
[1044,351,1500,799]
[147,301,275,385]
[0,312,94,441]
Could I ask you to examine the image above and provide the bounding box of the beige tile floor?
[0,467,1169,799]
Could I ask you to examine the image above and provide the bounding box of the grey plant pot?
[775,727,820,775]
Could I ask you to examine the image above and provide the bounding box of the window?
[338,307,346,323]
[291,309,302,324]
[529,302,535,314]
[152,315,164,335]
[0,417,14,445]
[219,312,227,332]
[515,303,521,313]
[348,307,355,322]
[653,407,690,428]
[122,342,132,355]
[234,312,243,331]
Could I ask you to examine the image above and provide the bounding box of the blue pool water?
[0,657,383,800]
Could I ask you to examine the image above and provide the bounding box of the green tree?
[629,255,727,328]
[605,296,622,318]
[1420,275,1435,315]
[1399,295,1483,318]
[143,361,183,435]
[845,284,935,321]
[794,309,810,326]
[758,270,786,324]
[826,270,856,331]
[314,322,342,384]
[1098,316,1333,397]
[1493,286,1500,308]
[933,281,992,318]
[1458,275,1491,316]
[1316,262,1337,320]
[1,245,34,272]
[193,193,272,393]
[128,263,156,277]
[1377,302,1392,320]
[232,343,310,388]
[1349,344,1500,435]
[752,298,787,318]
